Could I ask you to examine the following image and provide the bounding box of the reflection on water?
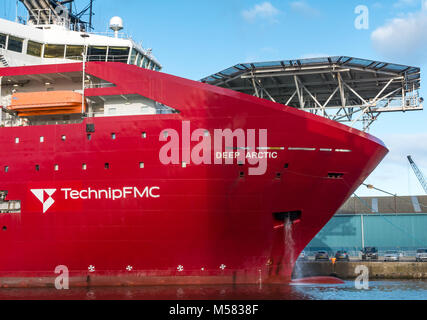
[293,280,427,300]
[0,280,426,300]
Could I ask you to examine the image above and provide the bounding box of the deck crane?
[407,155,427,194]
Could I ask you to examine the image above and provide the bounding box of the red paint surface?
[0,62,388,286]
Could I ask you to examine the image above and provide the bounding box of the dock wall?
[293,261,427,279]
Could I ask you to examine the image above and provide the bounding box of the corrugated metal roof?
[338,195,427,214]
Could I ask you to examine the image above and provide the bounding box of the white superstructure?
[0,0,169,127]
[0,0,161,70]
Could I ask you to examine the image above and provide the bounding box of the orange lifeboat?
[8,91,86,117]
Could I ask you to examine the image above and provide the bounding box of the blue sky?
[3,0,427,196]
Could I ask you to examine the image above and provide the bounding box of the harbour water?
[0,280,426,300]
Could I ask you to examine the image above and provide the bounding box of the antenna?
[109,16,123,38]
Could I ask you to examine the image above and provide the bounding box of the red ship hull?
[0,62,387,287]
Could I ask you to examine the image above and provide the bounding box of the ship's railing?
[87,109,177,118]
[0,107,177,128]
[1,95,12,107]
[0,200,21,213]
[0,116,25,128]
[28,9,70,29]
[65,55,130,63]
[88,55,129,63]
[85,82,116,89]
[86,31,132,40]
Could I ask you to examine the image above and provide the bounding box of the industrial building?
[305,195,427,256]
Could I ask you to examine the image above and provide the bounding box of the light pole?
[80,33,90,116]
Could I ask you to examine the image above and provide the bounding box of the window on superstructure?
[87,46,107,61]
[130,49,138,65]
[0,33,6,48]
[140,56,145,68]
[8,36,23,53]
[27,41,42,57]
[143,59,150,69]
[136,53,142,67]
[66,45,84,60]
[44,44,65,58]
[107,47,130,63]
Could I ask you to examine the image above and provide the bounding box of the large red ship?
[0,1,391,287]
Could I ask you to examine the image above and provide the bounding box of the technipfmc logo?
[31,189,57,213]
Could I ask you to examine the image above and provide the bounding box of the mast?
[89,0,93,31]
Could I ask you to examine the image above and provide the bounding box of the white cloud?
[357,132,427,196]
[372,2,384,9]
[290,1,320,17]
[243,47,279,63]
[381,133,427,168]
[393,0,419,8]
[300,53,331,59]
[371,4,427,62]
[241,2,280,23]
